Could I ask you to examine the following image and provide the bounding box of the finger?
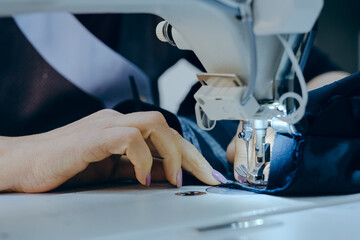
[263,163,270,182]
[87,127,153,186]
[111,156,166,182]
[227,122,243,164]
[88,109,123,119]
[226,136,236,163]
[172,130,227,185]
[109,112,182,187]
[150,128,182,186]
[233,122,243,181]
[62,157,116,188]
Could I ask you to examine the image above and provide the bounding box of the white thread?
[277,34,308,124]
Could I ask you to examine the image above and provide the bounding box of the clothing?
[0,14,199,136]
[0,17,102,136]
[14,13,153,109]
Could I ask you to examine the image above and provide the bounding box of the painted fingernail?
[212,169,228,184]
[146,173,151,187]
[177,169,183,188]
[235,166,247,183]
[237,175,247,183]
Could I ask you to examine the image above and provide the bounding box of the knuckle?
[97,109,119,117]
[146,111,167,125]
[99,128,113,141]
[194,160,208,171]
[171,128,181,137]
[125,128,143,145]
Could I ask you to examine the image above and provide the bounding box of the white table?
[1,184,359,240]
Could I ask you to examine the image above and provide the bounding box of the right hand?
[0,109,224,193]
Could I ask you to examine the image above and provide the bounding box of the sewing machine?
[0,0,322,184]
[2,1,360,240]
[156,0,323,185]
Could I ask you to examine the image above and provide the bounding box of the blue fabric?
[178,117,234,178]
[222,71,360,195]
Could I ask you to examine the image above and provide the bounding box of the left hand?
[0,110,224,193]
[64,128,222,189]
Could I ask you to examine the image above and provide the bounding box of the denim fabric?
[178,117,234,179]
[223,71,360,196]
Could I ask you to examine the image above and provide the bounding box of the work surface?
[1,184,359,240]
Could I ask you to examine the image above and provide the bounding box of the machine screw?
[239,132,246,139]
[175,191,206,196]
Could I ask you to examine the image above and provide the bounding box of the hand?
[0,110,223,193]
[226,122,275,183]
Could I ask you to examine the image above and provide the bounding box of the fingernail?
[234,167,248,183]
[237,175,247,183]
[212,169,228,184]
[177,169,183,188]
[146,173,151,187]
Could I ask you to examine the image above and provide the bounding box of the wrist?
[0,137,21,191]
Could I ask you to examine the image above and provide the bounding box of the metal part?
[197,218,281,232]
[155,21,176,46]
[270,117,300,136]
[239,120,253,171]
[236,119,271,186]
[235,143,269,186]
[195,103,217,130]
[206,186,254,195]
[198,218,265,232]
[239,120,253,142]
[235,165,249,179]
[254,120,268,158]
[237,0,258,106]
[251,120,270,185]
[175,191,206,196]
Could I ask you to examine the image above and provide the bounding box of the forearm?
[307,71,350,91]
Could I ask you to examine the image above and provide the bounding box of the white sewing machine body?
[0,0,322,106]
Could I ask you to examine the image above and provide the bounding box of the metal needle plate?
[175,191,207,196]
[235,165,249,178]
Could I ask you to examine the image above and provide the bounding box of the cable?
[241,19,258,105]
[277,34,308,124]
[239,2,258,105]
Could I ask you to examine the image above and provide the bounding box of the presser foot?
[235,143,270,186]
[237,123,271,186]
[235,163,269,186]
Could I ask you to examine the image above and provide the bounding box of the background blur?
[315,0,360,72]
